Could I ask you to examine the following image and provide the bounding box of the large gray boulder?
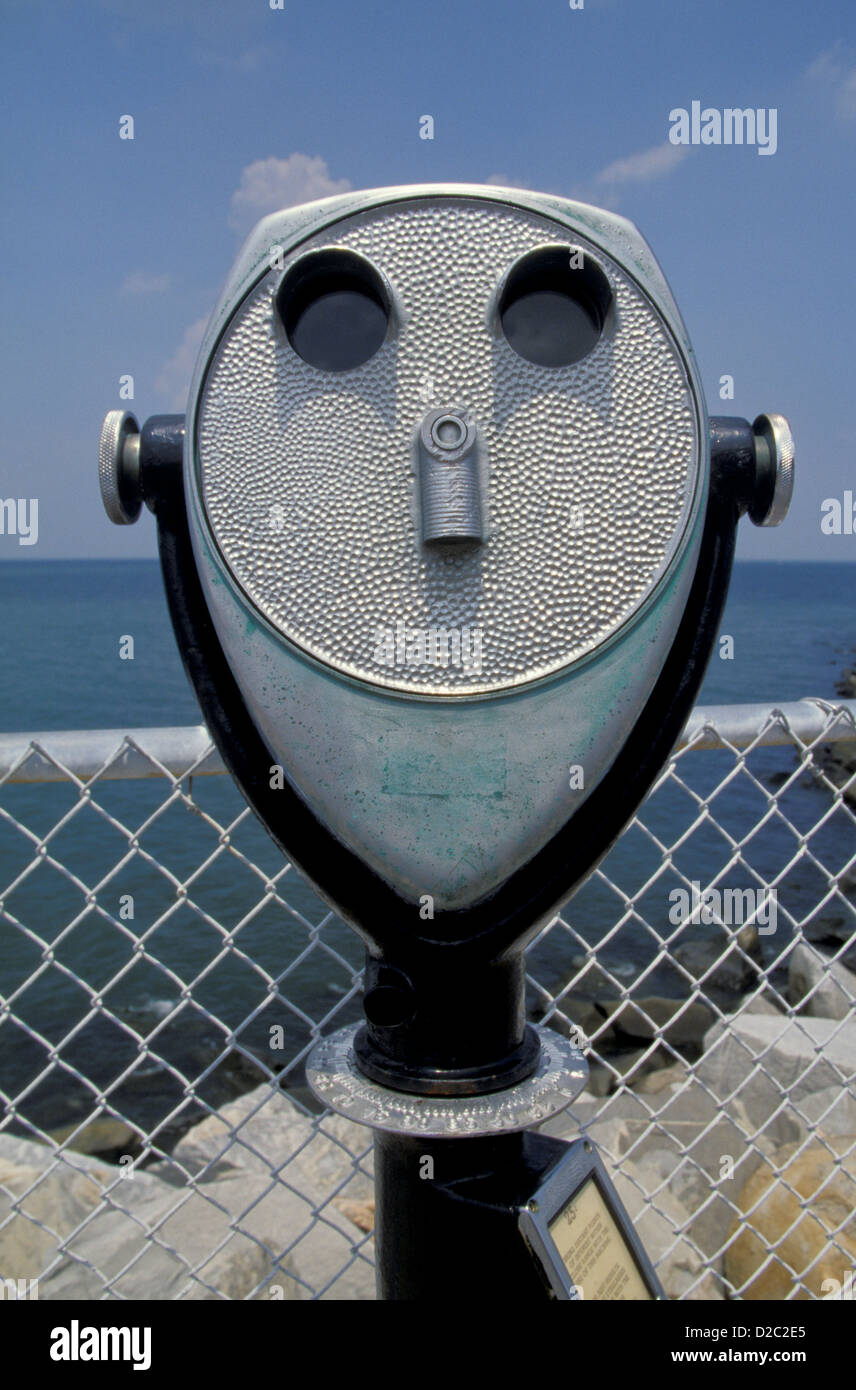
[163,1084,372,1196]
[0,1133,300,1300]
[0,1143,106,1282]
[150,1083,376,1301]
[1,1085,378,1301]
[673,925,762,993]
[697,1014,856,1133]
[788,940,856,1021]
[596,996,715,1048]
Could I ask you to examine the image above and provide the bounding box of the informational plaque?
[548,1176,652,1300]
[518,1138,663,1300]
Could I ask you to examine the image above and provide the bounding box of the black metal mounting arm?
[99,409,784,1095]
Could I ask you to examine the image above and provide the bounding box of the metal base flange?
[306,1024,588,1137]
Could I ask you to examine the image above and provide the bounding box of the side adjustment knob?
[750,413,795,527]
[98,410,142,524]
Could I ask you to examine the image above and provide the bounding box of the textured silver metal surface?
[98,410,141,525]
[753,412,794,527]
[305,1024,589,1136]
[195,197,700,695]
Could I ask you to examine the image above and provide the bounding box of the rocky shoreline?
[2,932,854,1301]
[3,664,854,1300]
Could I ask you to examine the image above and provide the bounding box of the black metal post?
[373,1129,571,1301]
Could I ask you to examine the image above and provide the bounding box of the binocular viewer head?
[100,183,792,1094]
[195,191,696,697]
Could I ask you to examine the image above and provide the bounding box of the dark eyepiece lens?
[499,246,613,368]
[276,248,390,372]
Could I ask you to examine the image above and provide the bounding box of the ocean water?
[0,560,853,1144]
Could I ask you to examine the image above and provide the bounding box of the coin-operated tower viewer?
[99,183,794,1300]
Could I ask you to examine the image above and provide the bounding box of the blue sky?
[1,0,854,560]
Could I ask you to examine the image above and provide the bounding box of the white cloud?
[155,316,208,412]
[595,141,690,188]
[806,44,843,83]
[484,173,537,190]
[838,68,856,118]
[228,154,352,237]
[484,152,685,213]
[120,270,171,296]
[806,43,856,119]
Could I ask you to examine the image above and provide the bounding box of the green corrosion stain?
[381,730,507,799]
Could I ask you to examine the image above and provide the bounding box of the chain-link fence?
[1,698,855,1301]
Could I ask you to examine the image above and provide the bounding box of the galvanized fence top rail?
[2,699,854,784]
[1,698,855,1301]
